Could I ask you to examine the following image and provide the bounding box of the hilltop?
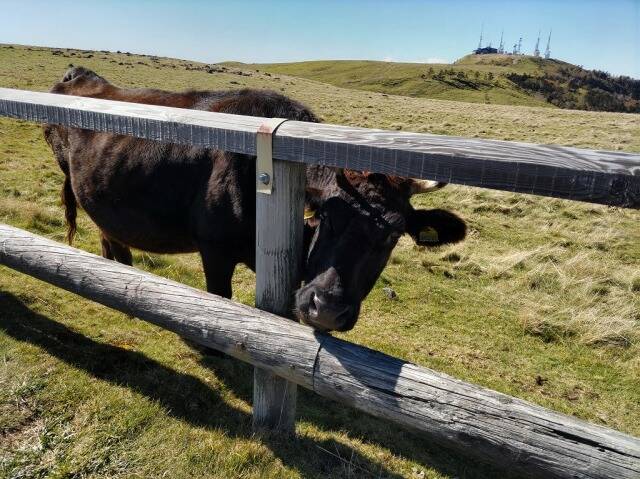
[238,54,640,112]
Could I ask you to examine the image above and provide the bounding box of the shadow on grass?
[0,291,499,478]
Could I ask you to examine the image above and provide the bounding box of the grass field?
[237,54,640,112]
[1,44,639,478]
[231,58,546,107]
[235,55,586,108]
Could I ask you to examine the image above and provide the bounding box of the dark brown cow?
[44,67,466,331]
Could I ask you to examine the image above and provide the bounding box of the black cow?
[44,67,466,331]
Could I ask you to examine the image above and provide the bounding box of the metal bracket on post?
[256,118,288,195]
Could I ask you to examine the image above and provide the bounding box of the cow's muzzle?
[295,268,358,332]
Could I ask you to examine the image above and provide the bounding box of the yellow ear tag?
[304,208,316,220]
[419,226,439,244]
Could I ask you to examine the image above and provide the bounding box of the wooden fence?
[1,87,639,479]
[1,87,638,208]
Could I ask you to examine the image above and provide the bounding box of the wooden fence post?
[254,157,306,433]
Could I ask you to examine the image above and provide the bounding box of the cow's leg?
[190,247,236,357]
[100,233,132,266]
[109,239,133,266]
[199,247,236,298]
[100,235,114,260]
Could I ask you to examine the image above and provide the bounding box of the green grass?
[1,44,639,479]
[234,55,591,108]
[232,58,548,107]
[237,54,639,112]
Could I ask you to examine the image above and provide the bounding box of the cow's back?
[44,67,317,257]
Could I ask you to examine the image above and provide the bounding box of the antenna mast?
[517,36,523,55]
[478,23,484,50]
[498,30,504,54]
[544,30,552,59]
[533,30,541,57]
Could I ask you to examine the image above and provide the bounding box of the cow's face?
[295,171,466,332]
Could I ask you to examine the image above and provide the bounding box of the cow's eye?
[317,211,328,224]
[317,212,334,232]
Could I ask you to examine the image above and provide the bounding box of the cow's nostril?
[308,292,318,317]
[301,290,354,331]
[313,293,325,310]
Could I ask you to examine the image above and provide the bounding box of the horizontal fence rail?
[1,223,639,479]
[0,87,639,208]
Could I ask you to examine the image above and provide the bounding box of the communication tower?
[533,30,541,57]
[544,30,552,59]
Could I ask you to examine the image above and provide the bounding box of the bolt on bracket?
[256,118,288,195]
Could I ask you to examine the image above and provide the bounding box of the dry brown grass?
[420,187,640,348]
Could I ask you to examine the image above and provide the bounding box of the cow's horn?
[410,179,447,195]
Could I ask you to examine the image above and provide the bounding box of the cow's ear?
[406,209,466,246]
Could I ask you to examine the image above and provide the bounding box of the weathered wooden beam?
[0,87,638,208]
[1,223,639,479]
[254,158,306,432]
[275,121,640,209]
[0,87,263,154]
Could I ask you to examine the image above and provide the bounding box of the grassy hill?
[239,55,640,112]
[233,57,550,107]
[1,44,639,479]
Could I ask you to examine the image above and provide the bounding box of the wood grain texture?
[274,121,640,208]
[0,87,263,154]
[314,337,640,479]
[1,87,638,207]
[0,223,320,389]
[1,224,639,478]
[254,159,307,432]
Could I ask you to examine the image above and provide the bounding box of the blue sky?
[2,0,639,77]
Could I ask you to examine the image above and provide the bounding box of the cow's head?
[295,169,466,332]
